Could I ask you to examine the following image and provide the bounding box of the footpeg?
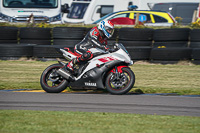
[57,68,75,81]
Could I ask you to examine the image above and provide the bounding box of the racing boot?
[66,60,74,72]
[66,58,79,73]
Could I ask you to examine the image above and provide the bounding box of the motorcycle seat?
[64,47,79,57]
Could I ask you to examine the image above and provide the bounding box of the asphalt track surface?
[0,91,200,117]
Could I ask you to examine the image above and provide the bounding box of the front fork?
[110,65,128,80]
[110,66,128,73]
[109,66,129,87]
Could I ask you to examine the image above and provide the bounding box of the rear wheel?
[40,64,69,93]
[105,67,135,95]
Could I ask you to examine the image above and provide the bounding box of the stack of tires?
[33,45,65,59]
[45,27,87,58]
[19,27,66,59]
[19,27,60,59]
[0,27,34,59]
[19,27,52,45]
[151,28,192,62]
[53,27,86,46]
[118,28,153,60]
[190,29,200,63]
[0,44,34,60]
[0,27,18,44]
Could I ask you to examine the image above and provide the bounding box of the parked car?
[108,17,143,25]
[93,10,176,26]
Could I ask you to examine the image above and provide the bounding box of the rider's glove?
[104,46,109,51]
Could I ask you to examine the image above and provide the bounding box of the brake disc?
[110,73,128,88]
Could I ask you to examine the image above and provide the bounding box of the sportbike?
[40,43,135,95]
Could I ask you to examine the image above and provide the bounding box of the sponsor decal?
[98,56,116,63]
[85,82,97,87]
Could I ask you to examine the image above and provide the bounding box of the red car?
[110,17,143,25]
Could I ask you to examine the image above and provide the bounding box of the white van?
[62,0,134,24]
[0,0,68,23]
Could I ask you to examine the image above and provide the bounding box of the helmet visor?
[105,27,114,37]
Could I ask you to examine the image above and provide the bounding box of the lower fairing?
[69,60,123,89]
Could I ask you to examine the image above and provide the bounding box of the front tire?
[105,67,135,95]
[40,64,69,93]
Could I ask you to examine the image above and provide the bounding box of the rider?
[66,20,115,72]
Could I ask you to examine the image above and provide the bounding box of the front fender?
[110,66,129,73]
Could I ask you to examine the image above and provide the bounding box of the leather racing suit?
[67,26,108,71]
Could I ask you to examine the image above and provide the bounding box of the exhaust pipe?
[57,68,75,82]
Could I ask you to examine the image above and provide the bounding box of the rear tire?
[105,67,135,95]
[40,64,69,93]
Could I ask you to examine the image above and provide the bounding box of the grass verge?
[0,110,200,133]
[0,60,200,95]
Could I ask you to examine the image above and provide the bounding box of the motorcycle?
[40,43,135,95]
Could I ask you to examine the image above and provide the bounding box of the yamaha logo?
[85,82,97,87]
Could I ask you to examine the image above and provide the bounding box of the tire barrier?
[53,39,81,46]
[0,26,199,63]
[19,27,52,45]
[189,42,200,48]
[0,27,18,44]
[190,29,200,42]
[189,29,200,57]
[20,40,52,45]
[118,28,153,48]
[153,41,188,48]
[153,28,190,42]
[53,27,86,39]
[191,48,200,60]
[52,27,86,46]
[19,27,52,39]
[84,27,92,36]
[150,48,192,61]
[119,28,154,41]
[119,41,152,47]
[33,45,72,58]
[189,29,200,63]
[126,46,152,60]
[0,44,34,57]
[0,40,18,44]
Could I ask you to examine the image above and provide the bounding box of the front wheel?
[105,67,135,95]
[40,64,69,93]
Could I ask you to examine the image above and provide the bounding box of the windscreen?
[67,3,89,19]
[117,43,130,58]
[3,0,58,8]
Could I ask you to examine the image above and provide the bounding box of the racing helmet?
[98,20,114,38]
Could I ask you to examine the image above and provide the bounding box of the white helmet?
[98,20,114,38]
